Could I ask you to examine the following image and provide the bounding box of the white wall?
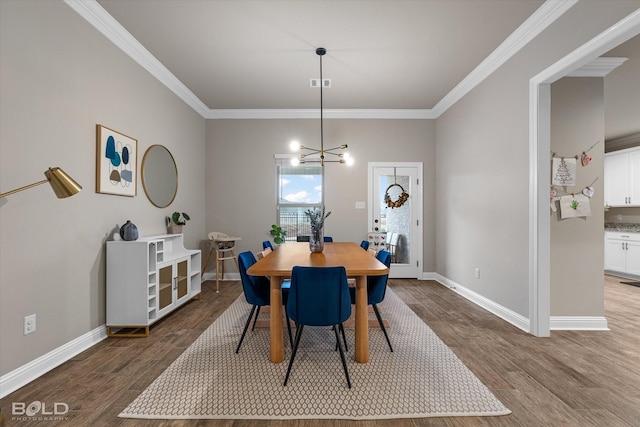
[0,1,206,376]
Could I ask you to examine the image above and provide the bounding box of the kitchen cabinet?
[604,231,640,277]
[604,147,640,206]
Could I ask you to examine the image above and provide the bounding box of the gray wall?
[2,0,640,383]
[434,0,640,318]
[204,118,437,273]
[0,1,206,376]
[604,34,640,141]
[550,77,605,316]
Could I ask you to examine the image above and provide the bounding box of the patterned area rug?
[119,288,510,420]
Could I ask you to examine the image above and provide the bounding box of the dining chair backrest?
[262,240,274,250]
[367,250,391,305]
[323,236,333,242]
[287,266,351,326]
[360,240,369,250]
[256,247,272,260]
[238,251,270,307]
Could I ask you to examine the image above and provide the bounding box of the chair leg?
[339,323,348,352]
[333,325,352,388]
[215,250,220,293]
[286,316,294,348]
[284,324,304,386]
[332,324,348,352]
[231,249,239,271]
[251,306,261,331]
[235,305,257,353]
[372,304,393,352]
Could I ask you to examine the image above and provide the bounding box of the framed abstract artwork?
[96,124,137,196]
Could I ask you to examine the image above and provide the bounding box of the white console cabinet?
[107,234,201,336]
[604,231,640,277]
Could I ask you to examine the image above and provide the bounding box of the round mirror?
[141,145,177,208]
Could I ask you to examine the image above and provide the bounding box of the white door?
[369,162,422,278]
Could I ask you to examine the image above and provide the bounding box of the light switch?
[355,201,365,209]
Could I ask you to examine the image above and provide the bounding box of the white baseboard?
[424,272,610,333]
[430,273,531,333]
[0,325,108,399]
[550,316,609,330]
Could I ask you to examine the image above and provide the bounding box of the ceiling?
[96,0,546,113]
[90,0,637,140]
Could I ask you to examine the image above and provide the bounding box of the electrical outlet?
[24,314,36,335]
[475,268,480,279]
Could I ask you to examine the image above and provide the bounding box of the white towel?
[560,194,591,218]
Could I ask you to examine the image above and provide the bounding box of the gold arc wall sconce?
[290,47,353,167]
[0,167,82,199]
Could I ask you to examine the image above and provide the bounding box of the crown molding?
[66,0,575,120]
[64,0,210,117]
[566,57,628,77]
[205,109,436,120]
[431,0,578,118]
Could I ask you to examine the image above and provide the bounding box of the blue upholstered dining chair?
[236,251,293,353]
[284,266,352,388]
[360,240,369,250]
[349,249,393,352]
[262,240,273,250]
[323,236,333,242]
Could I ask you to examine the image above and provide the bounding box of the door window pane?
[379,174,411,264]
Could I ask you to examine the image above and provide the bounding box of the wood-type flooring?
[1,275,638,426]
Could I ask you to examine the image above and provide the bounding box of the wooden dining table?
[246,241,389,364]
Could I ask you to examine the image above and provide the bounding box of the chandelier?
[290,48,353,167]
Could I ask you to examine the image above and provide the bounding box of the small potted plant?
[269,224,287,245]
[166,211,190,234]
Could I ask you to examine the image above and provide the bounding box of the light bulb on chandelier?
[289,48,353,167]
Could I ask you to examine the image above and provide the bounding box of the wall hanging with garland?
[550,140,599,219]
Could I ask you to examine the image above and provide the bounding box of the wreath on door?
[384,183,409,209]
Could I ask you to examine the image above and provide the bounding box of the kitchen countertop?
[605,223,640,233]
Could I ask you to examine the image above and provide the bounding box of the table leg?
[269,276,285,363]
[354,275,369,363]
